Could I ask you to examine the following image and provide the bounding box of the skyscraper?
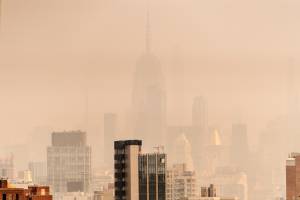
[230,123,249,170]
[29,162,47,185]
[191,96,208,171]
[104,113,117,166]
[139,153,166,200]
[0,154,14,179]
[286,152,300,200]
[47,131,91,193]
[114,140,142,200]
[114,140,166,200]
[132,7,166,151]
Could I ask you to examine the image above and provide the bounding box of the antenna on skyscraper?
[145,0,151,53]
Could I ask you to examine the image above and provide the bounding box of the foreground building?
[114,140,166,200]
[166,163,198,200]
[286,152,300,200]
[0,179,52,200]
[47,131,91,193]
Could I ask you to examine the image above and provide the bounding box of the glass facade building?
[139,153,166,200]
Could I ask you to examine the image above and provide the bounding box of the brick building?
[0,180,52,200]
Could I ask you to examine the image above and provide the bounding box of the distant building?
[166,163,197,200]
[0,154,14,179]
[197,184,237,200]
[104,113,117,166]
[0,179,52,200]
[47,131,91,193]
[114,140,166,200]
[201,184,216,197]
[17,170,32,183]
[93,190,113,200]
[286,152,300,200]
[132,12,166,151]
[28,162,47,185]
[230,124,249,171]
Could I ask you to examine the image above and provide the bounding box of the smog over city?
[0,0,300,200]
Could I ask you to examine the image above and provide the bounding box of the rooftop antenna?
[153,145,164,153]
[145,0,151,53]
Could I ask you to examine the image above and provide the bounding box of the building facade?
[47,131,91,193]
[114,140,166,200]
[0,179,52,200]
[166,164,197,200]
[286,152,300,200]
[139,153,166,200]
[114,140,142,200]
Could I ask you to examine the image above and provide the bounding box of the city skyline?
[0,1,299,200]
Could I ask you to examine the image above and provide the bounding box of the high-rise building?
[114,140,142,200]
[286,152,300,200]
[192,96,208,133]
[104,113,117,166]
[114,140,166,200]
[29,162,47,185]
[132,9,166,151]
[230,123,249,170]
[47,131,91,193]
[191,96,208,171]
[0,154,14,179]
[139,153,166,200]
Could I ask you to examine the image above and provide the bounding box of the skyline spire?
[145,0,151,53]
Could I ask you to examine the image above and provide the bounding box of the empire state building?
[132,11,166,151]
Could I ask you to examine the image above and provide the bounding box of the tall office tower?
[47,131,91,193]
[0,154,14,179]
[286,152,300,200]
[114,140,166,200]
[132,9,166,151]
[166,163,197,200]
[192,96,208,132]
[29,162,47,185]
[139,153,166,200]
[191,96,208,171]
[104,113,117,166]
[114,140,142,200]
[230,123,249,170]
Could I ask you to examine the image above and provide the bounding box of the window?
[2,193,6,200]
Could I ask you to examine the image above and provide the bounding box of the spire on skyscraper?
[145,0,151,53]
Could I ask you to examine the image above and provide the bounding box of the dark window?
[2,193,6,200]
[16,194,19,200]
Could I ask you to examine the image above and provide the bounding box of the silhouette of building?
[104,113,117,166]
[201,184,216,197]
[0,154,14,179]
[230,123,249,170]
[114,140,166,200]
[132,9,166,151]
[47,131,91,193]
[191,96,208,171]
[29,162,47,185]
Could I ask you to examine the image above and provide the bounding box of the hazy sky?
[0,0,300,151]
